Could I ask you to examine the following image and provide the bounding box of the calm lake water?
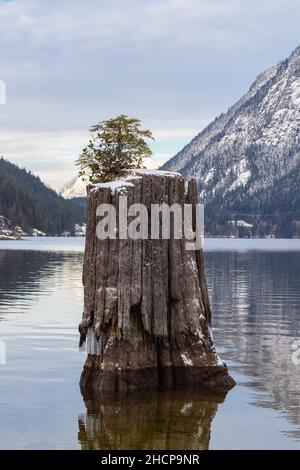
[0,237,300,449]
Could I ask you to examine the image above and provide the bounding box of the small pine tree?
[76,115,154,183]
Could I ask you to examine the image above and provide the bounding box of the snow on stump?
[79,169,235,393]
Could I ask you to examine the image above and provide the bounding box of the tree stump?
[79,170,235,393]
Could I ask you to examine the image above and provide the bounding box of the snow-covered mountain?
[60,176,87,199]
[162,46,300,237]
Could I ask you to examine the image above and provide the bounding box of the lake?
[0,237,300,449]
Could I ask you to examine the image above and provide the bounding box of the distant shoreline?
[0,237,300,253]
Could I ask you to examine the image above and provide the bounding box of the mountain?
[60,175,87,199]
[162,46,300,238]
[0,158,85,236]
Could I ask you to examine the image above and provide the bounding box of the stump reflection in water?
[78,389,228,450]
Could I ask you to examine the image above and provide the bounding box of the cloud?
[0,1,248,46]
[0,130,89,188]
[0,0,300,186]
[0,128,191,188]
[0,0,298,49]
[152,128,200,140]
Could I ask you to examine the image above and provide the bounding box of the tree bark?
[79,170,235,393]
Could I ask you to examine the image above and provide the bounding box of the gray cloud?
[0,0,299,186]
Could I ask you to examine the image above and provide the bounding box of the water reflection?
[0,250,75,314]
[77,249,300,449]
[1,243,300,448]
[78,390,228,450]
[206,251,300,438]
[0,250,52,310]
[0,249,85,450]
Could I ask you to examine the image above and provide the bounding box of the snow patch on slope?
[229,159,251,192]
[60,176,87,199]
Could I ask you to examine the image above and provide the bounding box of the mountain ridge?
[0,158,85,236]
[162,46,300,237]
[60,175,87,199]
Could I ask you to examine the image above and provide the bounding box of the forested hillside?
[0,158,85,235]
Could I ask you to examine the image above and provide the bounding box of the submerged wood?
[79,170,235,392]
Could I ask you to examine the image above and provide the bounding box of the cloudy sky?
[0,0,299,189]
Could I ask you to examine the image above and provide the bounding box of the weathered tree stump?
[79,170,235,393]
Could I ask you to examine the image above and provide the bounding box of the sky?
[0,0,299,190]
